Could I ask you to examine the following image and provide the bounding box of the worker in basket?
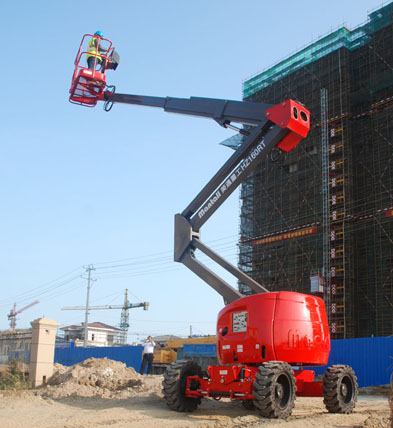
[87,31,107,72]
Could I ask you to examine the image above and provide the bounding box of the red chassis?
[186,365,322,401]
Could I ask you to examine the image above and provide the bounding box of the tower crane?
[8,300,39,330]
[62,289,149,344]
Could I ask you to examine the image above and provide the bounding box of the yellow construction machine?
[153,336,216,374]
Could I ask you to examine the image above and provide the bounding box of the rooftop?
[61,322,121,331]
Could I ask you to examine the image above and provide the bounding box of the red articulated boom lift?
[69,35,358,419]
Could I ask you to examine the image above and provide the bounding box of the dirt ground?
[0,358,390,428]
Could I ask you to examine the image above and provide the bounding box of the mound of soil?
[41,358,161,399]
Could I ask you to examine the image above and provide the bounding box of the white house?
[60,322,122,347]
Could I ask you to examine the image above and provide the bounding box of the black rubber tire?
[242,399,256,411]
[323,365,358,413]
[253,361,296,419]
[162,360,203,412]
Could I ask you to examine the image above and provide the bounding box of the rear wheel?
[323,365,358,413]
[253,361,296,419]
[162,360,203,412]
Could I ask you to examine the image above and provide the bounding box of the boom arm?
[105,92,272,126]
[104,91,310,303]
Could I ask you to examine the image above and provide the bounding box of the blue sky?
[0,1,387,341]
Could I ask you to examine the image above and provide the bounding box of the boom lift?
[69,36,358,419]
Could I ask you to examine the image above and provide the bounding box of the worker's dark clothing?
[87,56,105,72]
[140,353,154,375]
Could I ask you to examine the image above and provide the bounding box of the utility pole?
[83,265,95,347]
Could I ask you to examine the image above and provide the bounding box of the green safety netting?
[243,3,393,99]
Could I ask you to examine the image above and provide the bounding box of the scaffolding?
[237,3,393,338]
[321,88,331,324]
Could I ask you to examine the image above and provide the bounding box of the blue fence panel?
[183,344,217,358]
[182,344,218,369]
[181,337,393,387]
[312,336,393,387]
[54,345,143,372]
[53,338,393,387]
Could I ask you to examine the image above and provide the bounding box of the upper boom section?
[104,92,310,156]
[104,92,272,126]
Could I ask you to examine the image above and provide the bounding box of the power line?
[92,235,239,268]
[0,234,241,308]
[0,273,83,308]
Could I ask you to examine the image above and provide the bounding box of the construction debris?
[40,358,161,399]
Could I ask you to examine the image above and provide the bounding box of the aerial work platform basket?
[69,34,119,107]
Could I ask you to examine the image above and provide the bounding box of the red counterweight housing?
[216,291,330,366]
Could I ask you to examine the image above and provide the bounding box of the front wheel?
[162,360,203,412]
[323,365,358,413]
[253,361,296,419]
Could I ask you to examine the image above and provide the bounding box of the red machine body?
[69,34,115,107]
[183,292,330,402]
[217,291,330,366]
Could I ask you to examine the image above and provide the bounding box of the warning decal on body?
[233,311,247,332]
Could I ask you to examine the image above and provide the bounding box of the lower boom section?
[162,360,358,419]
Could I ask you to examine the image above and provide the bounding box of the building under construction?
[237,3,393,339]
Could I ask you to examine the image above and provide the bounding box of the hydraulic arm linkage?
[104,91,310,303]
